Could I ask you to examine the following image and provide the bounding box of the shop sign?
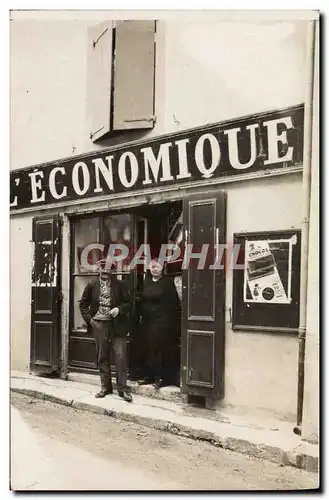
[10,105,304,212]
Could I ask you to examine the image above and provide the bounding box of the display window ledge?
[232,325,299,335]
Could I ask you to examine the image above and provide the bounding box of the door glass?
[74,217,101,274]
[73,276,98,331]
[103,214,132,272]
[136,217,148,278]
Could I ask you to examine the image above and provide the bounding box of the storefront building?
[10,12,319,442]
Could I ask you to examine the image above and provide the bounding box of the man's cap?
[96,259,116,272]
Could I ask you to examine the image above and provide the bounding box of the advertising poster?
[243,236,296,304]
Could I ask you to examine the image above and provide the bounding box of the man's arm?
[79,283,93,325]
[117,281,132,317]
[166,276,181,315]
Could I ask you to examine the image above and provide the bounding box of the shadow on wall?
[92,129,153,150]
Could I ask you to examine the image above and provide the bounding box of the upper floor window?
[87,20,156,142]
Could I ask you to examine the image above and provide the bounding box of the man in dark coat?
[79,260,133,402]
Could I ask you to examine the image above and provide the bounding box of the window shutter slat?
[113,20,156,131]
[87,22,113,142]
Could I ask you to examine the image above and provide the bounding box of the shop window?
[103,214,133,273]
[232,230,301,332]
[87,20,156,142]
[73,275,95,332]
[74,217,102,274]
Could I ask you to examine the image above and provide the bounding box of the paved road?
[11,405,175,490]
[10,392,318,491]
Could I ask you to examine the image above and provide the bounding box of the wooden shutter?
[181,191,227,399]
[30,215,62,373]
[87,22,113,142]
[112,20,156,131]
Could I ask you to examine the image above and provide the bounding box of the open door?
[30,215,62,374]
[181,190,227,399]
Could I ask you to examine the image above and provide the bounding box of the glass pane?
[73,276,98,331]
[103,214,132,272]
[115,273,132,286]
[74,217,102,274]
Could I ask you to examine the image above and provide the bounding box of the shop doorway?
[134,190,228,400]
[68,201,183,385]
[67,190,226,400]
[129,201,183,386]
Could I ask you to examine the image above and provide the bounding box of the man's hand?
[110,307,119,318]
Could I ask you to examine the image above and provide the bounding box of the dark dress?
[140,275,181,384]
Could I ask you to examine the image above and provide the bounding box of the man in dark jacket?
[79,259,133,402]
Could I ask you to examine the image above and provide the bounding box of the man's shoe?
[153,378,165,389]
[137,377,154,386]
[118,390,133,403]
[95,388,113,398]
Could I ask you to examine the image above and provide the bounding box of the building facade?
[10,11,319,442]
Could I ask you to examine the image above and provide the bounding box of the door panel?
[187,330,215,387]
[188,200,216,321]
[181,191,227,398]
[30,215,62,373]
[69,337,97,369]
[32,322,53,365]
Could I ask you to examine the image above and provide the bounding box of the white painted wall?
[302,22,319,443]
[10,15,309,167]
[225,173,301,416]
[302,155,319,441]
[10,19,91,169]
[10,216,33,371]
[10,13,311,418]
[162,20,307,132]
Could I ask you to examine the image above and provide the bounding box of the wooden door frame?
[60,213,71,379]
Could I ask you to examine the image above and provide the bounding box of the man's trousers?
[91,318,128,392]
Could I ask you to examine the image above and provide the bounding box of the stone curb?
[11,387,319,474]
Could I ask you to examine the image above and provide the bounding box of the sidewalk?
[10,371,319,474]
